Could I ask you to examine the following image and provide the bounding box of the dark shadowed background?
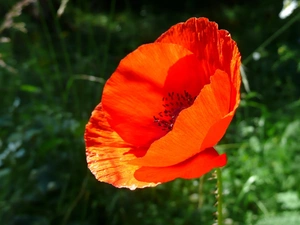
[0,0,300,224]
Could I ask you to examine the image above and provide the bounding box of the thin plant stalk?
[216,168,223,225]
[243,12,300,66]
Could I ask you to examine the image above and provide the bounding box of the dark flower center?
[153,90,196,131]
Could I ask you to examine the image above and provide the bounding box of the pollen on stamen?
[153,90,196,131]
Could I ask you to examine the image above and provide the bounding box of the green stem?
[216,168,223,225]
[198,175,205,209]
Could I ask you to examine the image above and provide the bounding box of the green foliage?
[0,0,299,224]
[256,212,300,225]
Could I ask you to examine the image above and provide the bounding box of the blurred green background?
[0,0,300,224]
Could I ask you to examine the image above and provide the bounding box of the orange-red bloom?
[84,17,241,189]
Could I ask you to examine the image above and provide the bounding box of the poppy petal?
[156,17,240,74]
[156,18,220,64]
[85,103,158,189]
[134,147,226,183]
[156,17,241,109]
[130,69,234,167]
[102,42,208,147]
[200,94,239,151]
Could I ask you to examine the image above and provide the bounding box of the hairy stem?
[216,168,223,225]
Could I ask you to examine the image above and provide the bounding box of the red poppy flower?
[84,17,241,189]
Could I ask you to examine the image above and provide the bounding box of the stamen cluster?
[153,90,196,131]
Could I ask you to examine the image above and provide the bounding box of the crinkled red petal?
[134,147,227,183]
